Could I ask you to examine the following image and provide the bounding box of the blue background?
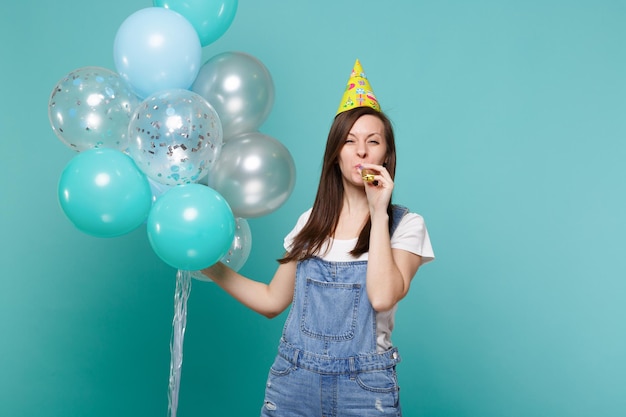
[2,0,626,416]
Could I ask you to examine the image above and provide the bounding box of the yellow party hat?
[336,59,380,115]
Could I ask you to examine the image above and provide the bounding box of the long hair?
[279,106,397,264]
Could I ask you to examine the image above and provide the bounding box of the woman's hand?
[360,163,393,215]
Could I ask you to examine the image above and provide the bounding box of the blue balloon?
[58,148,152,237]
[147,184,235,270]
[154,0,238,47]
[113,7,202,98]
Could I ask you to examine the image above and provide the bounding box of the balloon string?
[167,270,192,417]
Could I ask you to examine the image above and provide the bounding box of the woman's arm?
[361,162,422,311]
[200,260,297,319]
[366,211,422,311]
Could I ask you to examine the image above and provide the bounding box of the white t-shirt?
[284,208,435,352]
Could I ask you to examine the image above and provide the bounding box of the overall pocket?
[350,368,401,414]
[300,277,361,341]
[355,367,400,393]
[269,355,295,377]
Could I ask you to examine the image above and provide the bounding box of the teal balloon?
[147,184,235,270]
[154,0,238,47]
[58,148,152,238]
[113,7,202,99]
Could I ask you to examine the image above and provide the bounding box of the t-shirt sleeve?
[284,208,313,252]
[391,212,435,265]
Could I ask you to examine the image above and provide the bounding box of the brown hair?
[279,106,397,264]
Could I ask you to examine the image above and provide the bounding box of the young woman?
[201,60,434,416]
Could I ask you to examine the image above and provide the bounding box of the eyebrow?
[347,132,383,138]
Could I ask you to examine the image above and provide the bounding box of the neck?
[341,187,369,216]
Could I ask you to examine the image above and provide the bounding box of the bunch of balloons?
[49,0,295,273]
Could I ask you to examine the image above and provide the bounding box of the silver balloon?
[191,51,274,140]
[48,66,140,152]
[220,218,252,271]
[128,89,223,186]
[208,132,296,218]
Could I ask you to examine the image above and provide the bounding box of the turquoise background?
[2,0,625,416]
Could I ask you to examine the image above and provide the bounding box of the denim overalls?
[261,206,408,417]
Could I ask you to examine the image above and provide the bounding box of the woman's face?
[338,114,387,187]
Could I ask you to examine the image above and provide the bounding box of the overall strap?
[390,204,409,237]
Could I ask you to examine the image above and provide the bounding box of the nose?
[356,142,367,158]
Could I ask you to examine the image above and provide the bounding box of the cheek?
[337,149,351,165]
[376,150,388,165]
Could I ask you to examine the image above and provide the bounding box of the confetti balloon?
[220,217,252,271]
[48,66,140,152]
[128,89,223,186]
